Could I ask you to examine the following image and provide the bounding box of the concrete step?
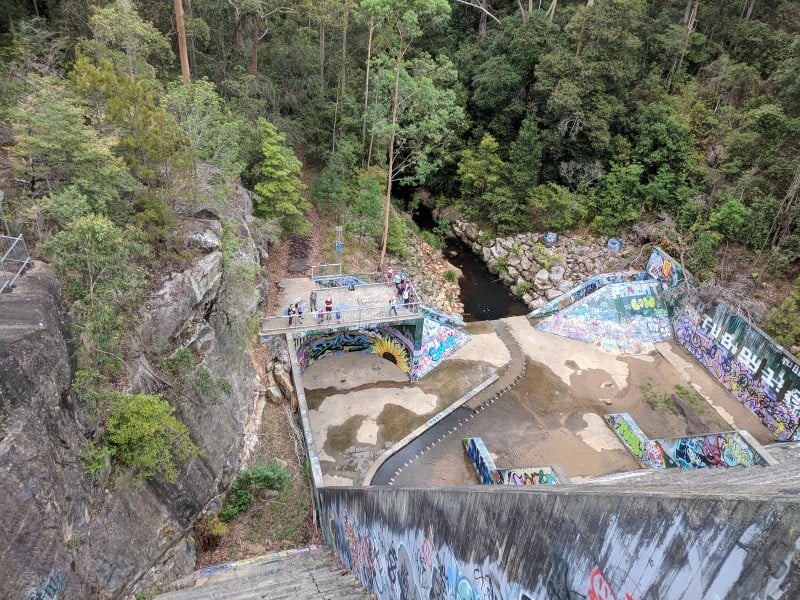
[158,546,370,600]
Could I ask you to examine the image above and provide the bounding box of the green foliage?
[763,278,800,353]
[589,163,644,234]
[514,281,532,297]
[346,168,384,244]
[252,119,311,238]
[220,461,290,522]
[79,440,110,482]
[195,515,228,553]
[640,378,678,415]
[686,228,720,280]
[69,55,182,184]
[493,256,508,276]
[458,134,505,205]
[9,76,139,211]
[709,197,753,246]
[443,269,458,284]
[106,393,200,485]
[386,211,410,258]
[674,384,709,416]
[42,215,147,305]
[528,183,584,232]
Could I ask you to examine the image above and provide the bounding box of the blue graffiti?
[26,571,66,600]
[428,334,456,362]
[309,332,371,360]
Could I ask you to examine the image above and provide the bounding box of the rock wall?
[0,186,269,598]
[450,219,634,312]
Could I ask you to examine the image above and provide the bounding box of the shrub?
[79,440,110,482]
[443,269,458,284]
[764,277,800,354]
[106,393,200,485]
[493,256,508,275]
[514,281,532,296]
[195,515,228,552]
[220,461,290,522]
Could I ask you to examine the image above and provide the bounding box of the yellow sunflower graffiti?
[370,335,411,374]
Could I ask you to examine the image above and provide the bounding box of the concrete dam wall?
[319,484,800,599]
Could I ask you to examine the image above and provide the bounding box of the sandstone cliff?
[0,189,267,598]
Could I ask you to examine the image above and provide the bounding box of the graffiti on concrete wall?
[25,571,66,600]
[675,307,800,441]
[656,432,766,469]
[297,329,413,376]
[463,437,496,485]
[322,495,638,600]
[493,467,559,486]
[605,413,665,469]
[413,317,471,380]
[607,413,768,469]
[536,280,672,354]
[464,438,561,485]
[646,247,686,289]
[530,271,646,319]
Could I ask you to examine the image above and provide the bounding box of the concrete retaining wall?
[675,303,800,441]
[319,485,800,599]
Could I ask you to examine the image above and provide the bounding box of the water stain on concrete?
[325,415,365,455]
[377,404,422,444]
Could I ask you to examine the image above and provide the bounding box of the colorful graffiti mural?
[493,468,559,486]
[606,413,768,470]
[528,271,652,319]
[535,280,672,354]
[315,275,368,288]
[296,328,414,376]
[413,315,471,380]
[322,494,640,600]
[645,247,687,289]
[463,438,497,485]
[464,438,561,486]
[675,309,800,441]
[605,413,665,469]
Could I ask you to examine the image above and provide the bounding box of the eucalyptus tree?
[359,0,460,266]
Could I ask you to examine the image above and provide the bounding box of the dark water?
[411,203,528,322]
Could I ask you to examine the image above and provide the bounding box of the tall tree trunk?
[478,0,488,39]
[741,0,757,21]
[771,161,800,246]
[668,0,699,91]
[319,22,325,97]
[361,19,375,166]
[186,0,197,77]
[249,16,259,75]
[379,54,402,269]
[174,0,191,83]
[545,0,558,23]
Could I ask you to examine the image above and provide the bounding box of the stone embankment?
[452,219,636,312]
[405,235,464,317]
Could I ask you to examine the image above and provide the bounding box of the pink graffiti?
[588,567,635,600]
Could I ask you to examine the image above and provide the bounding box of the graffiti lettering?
[26,571,66,600]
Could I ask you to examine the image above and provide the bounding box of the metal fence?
[260,301,422,336]
[0,234,31,294]
[310,263,343,279]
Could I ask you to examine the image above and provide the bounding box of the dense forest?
[2,0,800,366]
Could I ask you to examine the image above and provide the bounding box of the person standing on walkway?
[309,289,317,312]
[287,304,296,326]
[389,297,398,316]
[402,286,410,307]
[386,267,394,287]
[325,293,333,320]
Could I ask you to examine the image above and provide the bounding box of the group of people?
[287,290,338,326]
[387,267,417,315]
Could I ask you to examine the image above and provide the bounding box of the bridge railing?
[260,301,422,336]
[312,271,385,289]
[0,234,31,294]
[310,263,342,279]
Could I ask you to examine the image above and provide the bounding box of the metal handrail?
[310,263,342,279]
[0,234,31,294]
[260,301,422,336]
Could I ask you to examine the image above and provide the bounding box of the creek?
[410,203,528,322]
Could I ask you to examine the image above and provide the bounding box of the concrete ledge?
[361,374,499,486]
